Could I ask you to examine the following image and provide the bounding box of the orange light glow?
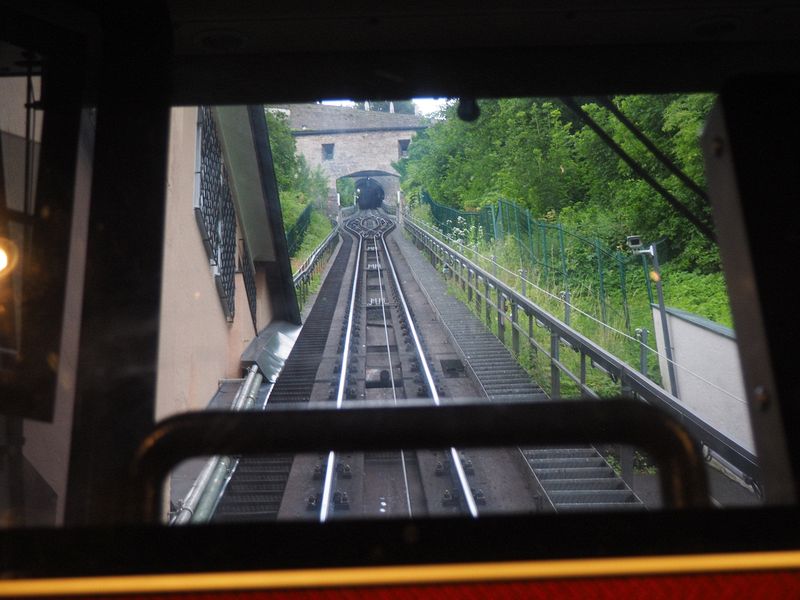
[0,238,20,278]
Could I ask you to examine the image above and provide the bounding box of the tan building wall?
[155,106,271,421]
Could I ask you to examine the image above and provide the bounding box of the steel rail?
[379,232,479,518]
[369,218,413,517]
[320,223,363,523]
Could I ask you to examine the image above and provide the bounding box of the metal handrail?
[404,218,760,488]
[292,224,340,309]
[132,400,709,523]
[292,225,339,286]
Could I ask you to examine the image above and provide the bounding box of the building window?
[194,106,237,321]
[322,143,335,160]
[398,139,410,158]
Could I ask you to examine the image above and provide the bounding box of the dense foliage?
[336,177,356,207]
[265,109,330,258]
[398,96,718,274]
[265,109,327,227]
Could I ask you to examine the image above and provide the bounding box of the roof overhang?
[214,105,275,261]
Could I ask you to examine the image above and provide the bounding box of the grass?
[408,201,736,398]
[291,211,333,270]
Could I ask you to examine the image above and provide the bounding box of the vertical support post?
[485,280,492,325]
[512,301,520,356]
[642,253,654,304]
[558,223,569,296]
[467,269,474,302]
[491,204,499,241]
[541,224,549,279]
[475,274,482,314]
[528,309,536,358]
[580,352,587,394]
[397,190,403,225]
[620,446,635,488]
[550,328,561,398]
[651,245,678,398]
[618,253,631,332]
[596,239,607,324]
[562,290,571,326]
[497,288,505,344]
[527,212,536,263]
[491,255,498,277]
[636,328,649,377]
[520,269,527,297]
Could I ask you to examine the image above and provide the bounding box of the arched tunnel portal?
[355,177,385,209]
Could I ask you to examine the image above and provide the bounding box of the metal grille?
[240,240,258,332]
[195,106,236,320]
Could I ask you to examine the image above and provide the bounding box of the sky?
[321,98,449,116]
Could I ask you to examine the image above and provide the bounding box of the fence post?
[618,252,631,332]
[558,223,569,296]
[550,328,561,398]
[527,212,536,263]
[635,328,649,377]
[561,290,571,326]
[541,223,549,278]
[491,204,499,241]
[467,269,474,302]
[595,239,607,324]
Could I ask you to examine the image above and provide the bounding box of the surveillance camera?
[626,235,642,250]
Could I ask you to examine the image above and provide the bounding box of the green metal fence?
[417,192,651,333]
[286,204,314,257]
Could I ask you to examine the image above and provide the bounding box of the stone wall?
[294,128,417,198]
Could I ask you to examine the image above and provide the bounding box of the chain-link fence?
[285,204,314,257]
[415,192,656,335]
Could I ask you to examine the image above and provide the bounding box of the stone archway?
[340,170,399,211]
[355,177,385,209]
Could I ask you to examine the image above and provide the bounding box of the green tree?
[399,94,719,274]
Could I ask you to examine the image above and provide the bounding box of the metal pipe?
[171,365,260,525]
[650,245,679,398]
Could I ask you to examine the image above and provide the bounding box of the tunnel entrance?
[355,178,385,209]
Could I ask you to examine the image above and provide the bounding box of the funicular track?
[213,233,353,522]
[213,210,642,523]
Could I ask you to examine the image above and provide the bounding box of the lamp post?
[627,237,679,398]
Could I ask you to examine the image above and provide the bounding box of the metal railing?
[404,217,760,490]
[292,225,340,310]
[340,205,357,219]
[134,400,710,523]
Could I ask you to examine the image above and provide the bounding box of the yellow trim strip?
[2,551,799,597]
